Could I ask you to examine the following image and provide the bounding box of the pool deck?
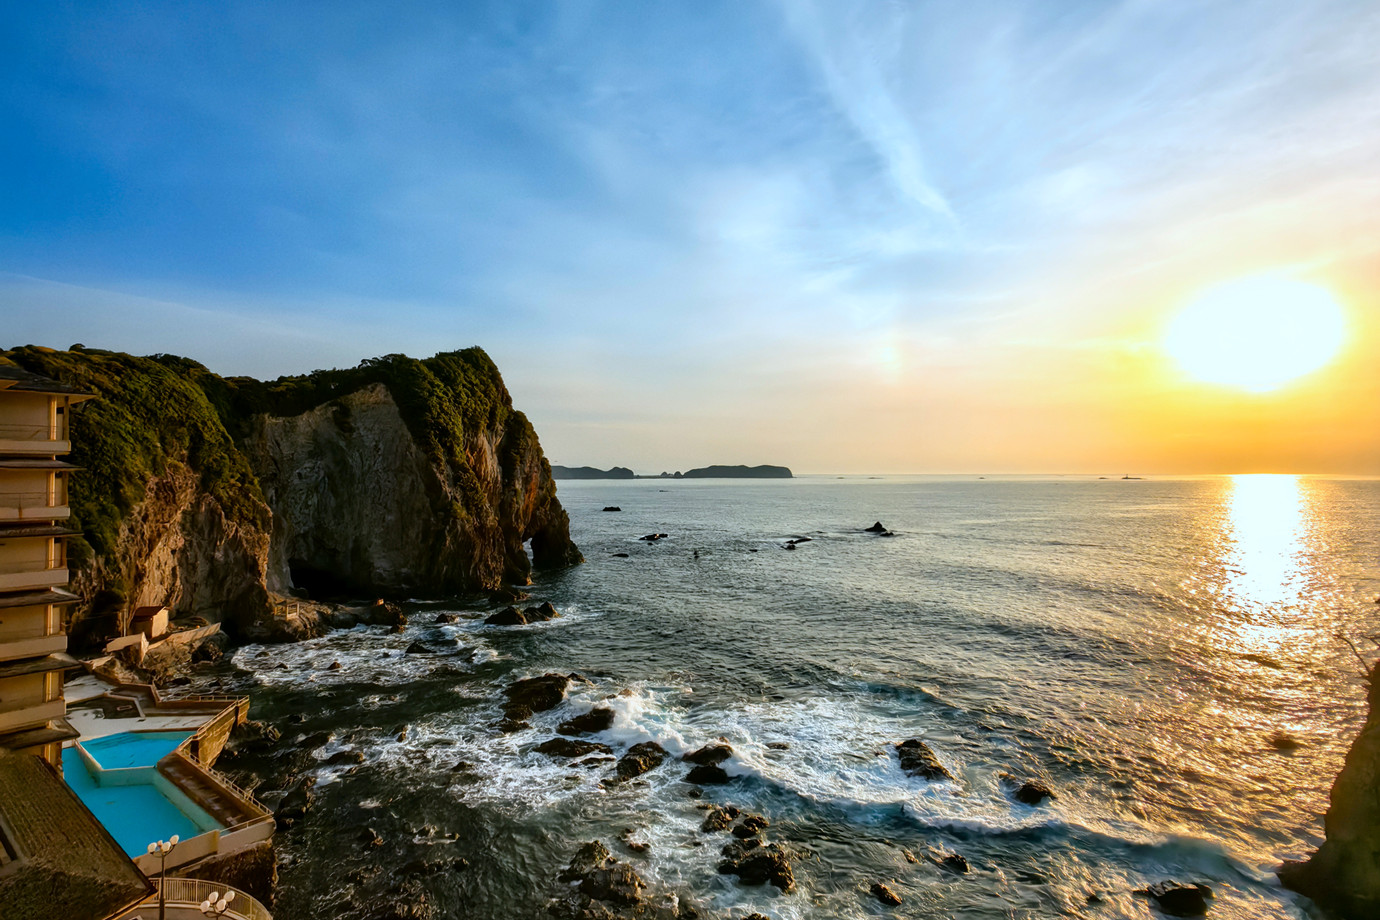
[64,674,237,740]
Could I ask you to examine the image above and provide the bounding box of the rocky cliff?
[1280,662,1380,918]
[2,346,581,646]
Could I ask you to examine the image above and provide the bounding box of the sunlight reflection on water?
[1225,474,1309,611]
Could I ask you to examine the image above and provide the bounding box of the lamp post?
[145,836,179,920]
[200,888,236,918]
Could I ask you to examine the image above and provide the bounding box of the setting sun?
[1165,276,1347,392]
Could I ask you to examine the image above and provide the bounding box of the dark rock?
[573,755,615,769]
[878,530,896,537]
[718,839,794,891]
[784,543,795,550]
[611,553,630,558]
[683,744,733,765]
[485,606,527,626]
[872,882,903,905]
[894,739,952,781]
[405,642,430,654]
[434,613,459,624]
[766,741,790,750]
[358,827,384,848]
[602,506,622,512]
[865,521,887,533]
[525,601,560,622]
[639,533,669,541]
[535,738,614,758]
[555,841,647,907]
[325,750,365,765]
[686,764,731,785]
[559,707,615,736]
[488,586,531,605]
[497,718,530,733]
[504,673,570,721]
[942,853,969,874]
[1137,881,1213,916]
[328,660,343,671]
[1001,773,1055,805]
[1269,731,1301,751]
[614,741,667,782]
[700,805,738,833]
[731,814,769,838]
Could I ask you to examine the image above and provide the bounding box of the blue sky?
[3,1,1379,472]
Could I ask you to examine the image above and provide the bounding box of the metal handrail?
[166,751,271,817]
[147,877,272,920]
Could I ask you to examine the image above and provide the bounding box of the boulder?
[434,613,459,624]
[503,673,570,721]
[535,738,614,759]
[1137,881,1213,916]
[524,601,560,622]
[872,882,902,905]
[553,841,648,910]
[683,744,732,765]
[1001,773,1055,805]
[485,606,527,626]
[404,642,430,654]
[700,805,739,833]
[686,764,731,785]
[942,853,969,874]
[558,707,615,736]
[639,533,669,541]
[602,506,622,512]
[894,739,952,781]
[325,750,365,765]
[731,814,769,838]
[865,521,888,533]
[611,553,630,558]
[614,741,667,782]
[718,838,794,891]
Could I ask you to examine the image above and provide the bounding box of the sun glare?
[1165,276,1347,392]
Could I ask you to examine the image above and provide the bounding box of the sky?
[2,0,1378,474]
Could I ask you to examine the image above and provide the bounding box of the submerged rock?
[558,707,615,736]
[941,853,969,874]
[404,642,430,654]
[1136,881,1213,916]
[536,738,613,759]
[894,739,952,781]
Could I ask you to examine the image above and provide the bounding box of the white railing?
[146,877,272,920]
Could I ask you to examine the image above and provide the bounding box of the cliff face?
[2,346,580,646]
[1280,663,1380,918]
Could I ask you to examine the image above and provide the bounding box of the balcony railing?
[143,878,272,920]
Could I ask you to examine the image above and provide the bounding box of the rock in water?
[894,739,952,781]
[1137,881,1213,916]
[614,742,668,782]
[524,601,560,622]
[1001,773,1056,805]
[682,743,733,765]
[535,738,613,758]
[700,805,739,832]
[1280,661,1380,919]
[865,521,888,533]
[484,606,526,626]
[602,506,622,512]
[872,882,903,905]
[686,764,731,785]
[718,839,795,891]
[503,673,570,721]
[557,707,615,736]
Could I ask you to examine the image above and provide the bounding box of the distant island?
[551,465,636,480]
[551,464,792,480]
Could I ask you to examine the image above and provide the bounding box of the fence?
[144,877,273,920]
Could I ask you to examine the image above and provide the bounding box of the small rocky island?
[552,464,792,480]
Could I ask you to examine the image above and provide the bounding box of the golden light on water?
[1224,474,1308,611]
[1165,276,1347,392]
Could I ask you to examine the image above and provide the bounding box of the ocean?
[217,475,1380,919]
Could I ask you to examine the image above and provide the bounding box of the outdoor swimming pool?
[62,731,220,857]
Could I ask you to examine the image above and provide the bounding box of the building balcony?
[0,698,65,734]
[0,491,70,522]
[0,423,70,457]
[0,632,67,660]
[0,564,69,592]
[121,878,273,920]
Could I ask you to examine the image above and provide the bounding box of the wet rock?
[1001,773,1055,805]
[864,521,888,533]
[556,841,647,906]
[602,506,621,512]
[504,673,571,721]
[497,718,531,733]
[1136,881,1214,916]
[640,533,669,541]
[731,814,769,839]
[766,741,790,751]
[611,553,630,558]
[331,611,359,629]
[894,739,952,781]
[274,776,316,828]
[941,853,969,874]
[686,764,730,785]
[536,738,614,758]
[1269,731,1302,751]
[327,660,343,671]
[358,827,384,849]
[902,849,919,864]
[718,838,794,891]
[434,613,459,624]
[682,744,733,766]
[325,750,365,765]
[871,882,903,905]
[525,601,561,622]
[558,707,615,736]
[485,606,527,626]
[700,805,738,833]
[612,741,667,783]
[405,642,430,654]
[488,586,531,605]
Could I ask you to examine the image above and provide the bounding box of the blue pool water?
[63,731,217,857]
[81,730,193,769]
